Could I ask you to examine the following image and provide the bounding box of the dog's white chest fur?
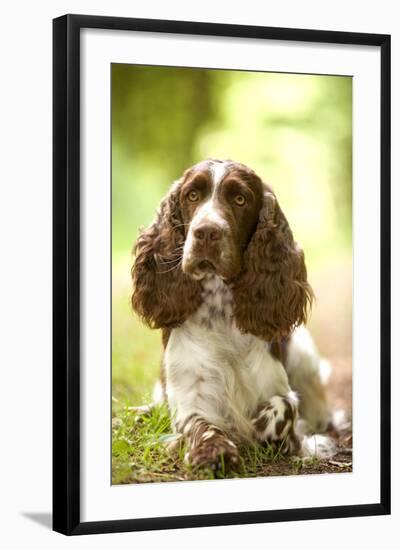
[165,275,290,439]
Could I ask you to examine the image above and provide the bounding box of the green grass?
[112,402,314,484]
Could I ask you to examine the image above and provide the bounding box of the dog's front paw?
[186,429,239,471]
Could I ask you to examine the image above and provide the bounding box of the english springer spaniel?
[131,159,333,469]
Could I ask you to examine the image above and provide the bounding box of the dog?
[131,159,333,469]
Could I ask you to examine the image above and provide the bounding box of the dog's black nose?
[193,224,222,243]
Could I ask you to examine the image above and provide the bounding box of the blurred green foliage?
[112,64,352,407]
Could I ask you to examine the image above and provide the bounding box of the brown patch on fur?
[270,337,290,365]
[275,419,286,437]
[161,328,171,349]
[269,341,282,362]
[287,427,301,453]
[254,414,269,433]
[255,402,273,415]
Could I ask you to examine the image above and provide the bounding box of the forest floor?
[112,356,352,484]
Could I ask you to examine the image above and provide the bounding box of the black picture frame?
[53,14,391,535]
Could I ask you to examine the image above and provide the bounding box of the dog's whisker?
[174,223,190,228]
[158,257,182,265]
[156,260,182,274]
[157,255,184,262]
[156,251,183,261]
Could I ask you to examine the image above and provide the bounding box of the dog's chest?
[191,275,234,331]
[185,275,256,355]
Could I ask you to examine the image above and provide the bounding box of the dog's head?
[180,159,263,280]
[132,159,313,340]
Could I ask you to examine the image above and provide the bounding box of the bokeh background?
[112,64,352,414]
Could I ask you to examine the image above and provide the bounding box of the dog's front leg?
[176,414,239,470]
[165,330,239,470]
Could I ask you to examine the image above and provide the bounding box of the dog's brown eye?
[188,190,200,202]
[234,194,246,206]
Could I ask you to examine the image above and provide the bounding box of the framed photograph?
[53,14,391,535]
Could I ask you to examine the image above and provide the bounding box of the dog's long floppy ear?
[131,179,202,329]
[232,185,313,342]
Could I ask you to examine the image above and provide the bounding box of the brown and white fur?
[132,159,333,469]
